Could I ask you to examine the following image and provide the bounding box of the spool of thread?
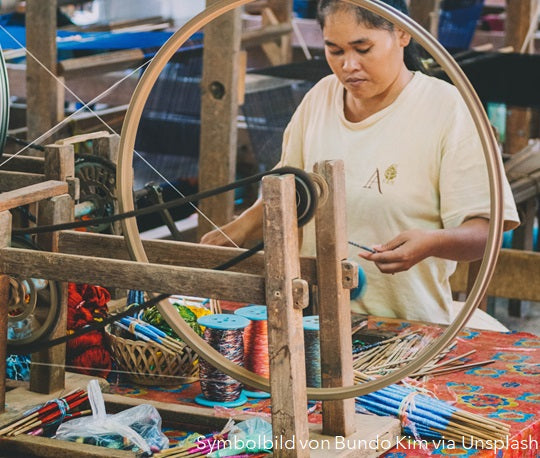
[303,315,321,388]
[350,265,367,301]
[234,305,271,399]
[195,314,250,407]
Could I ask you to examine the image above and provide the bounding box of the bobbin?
[195,314,250,408]
[235,305,271,399]
[303,316,321,388]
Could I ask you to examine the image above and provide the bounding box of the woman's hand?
[200,223,246,247]
[358,229,439,274]
[358,218,489,274]
[199,198,264,247]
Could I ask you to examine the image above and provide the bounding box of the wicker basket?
[105,329,199,386]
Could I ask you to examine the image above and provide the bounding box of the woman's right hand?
[200,224,244,247]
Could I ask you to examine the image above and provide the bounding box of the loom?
[0,1,510,456]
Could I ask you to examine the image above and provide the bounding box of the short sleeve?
[439,97,519,232]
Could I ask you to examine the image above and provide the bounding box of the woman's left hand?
[358,229,439,274]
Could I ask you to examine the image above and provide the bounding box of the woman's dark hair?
[317,0,424,72]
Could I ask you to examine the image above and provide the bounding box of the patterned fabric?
[109,319,539,456]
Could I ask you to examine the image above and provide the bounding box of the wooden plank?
[26,0,62,148]
[0,211,11,414]
[0,154,45,174]
[0,248,267,304]
[58,49,145,79]
[450,249,540,302]
[314,161,356,437]
[54,131,110,147]
[0,435,135,458]
[0,181,68,212]
[30,195,73,394]
[58,231,320,284]
[197,1,242,238]
[262,174,309,458]
[0,171,43,192]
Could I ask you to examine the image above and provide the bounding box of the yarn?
[195,315,249,407]
[5,354,30,381]
[67,283,112,378]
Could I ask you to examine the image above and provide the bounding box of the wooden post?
[30,194,73,394]
[0,211,12,413]
[262,174,309,458]
[409,0,439,34]
[26,0,62,148]
[93,133,120,164]
[267,0,293,63]
[314,161,356,437]
[504,0,537,155]
[45,144,74,182]
[197,1,242,239]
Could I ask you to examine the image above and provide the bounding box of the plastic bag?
[55,380,168,454]
[207,418,273,457]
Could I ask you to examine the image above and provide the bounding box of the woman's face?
[322,8,411,102]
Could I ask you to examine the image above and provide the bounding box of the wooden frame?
[1,160,400,457]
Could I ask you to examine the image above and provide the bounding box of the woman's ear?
[396,28,412,47]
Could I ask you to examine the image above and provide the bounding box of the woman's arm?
[359,217,489,274]
[199,198,264,247]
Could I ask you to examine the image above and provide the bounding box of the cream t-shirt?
[280,72,519,324]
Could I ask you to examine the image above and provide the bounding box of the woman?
[201,0,519,324]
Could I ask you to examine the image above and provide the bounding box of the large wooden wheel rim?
[117,0,505,400]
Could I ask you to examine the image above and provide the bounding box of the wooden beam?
[58,49,145,79]
[0,171,44,192]
[241,23,294,49]
[450,249,540,302]
[409,0,439,33]
[0,248,266,304]
[262,174,309,458]
[197,1,242,238]
[58,231,320,283]
[0,154,45,174]
[0,181,68,212]
[314,161,356,437]
[26,0,62,148]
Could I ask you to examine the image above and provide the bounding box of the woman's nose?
[342,53,361,71]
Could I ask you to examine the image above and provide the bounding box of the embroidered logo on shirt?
[384,164,398,184]
[363,169,383,194]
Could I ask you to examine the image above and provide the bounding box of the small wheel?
[7,237,61,351]
[75,154,119,234]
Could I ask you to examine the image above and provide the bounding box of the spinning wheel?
[7,237,61,349]
[117,0,505,399]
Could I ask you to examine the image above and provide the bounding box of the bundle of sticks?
[154,432,229,458]
[0,389,89,437]
[354,372,510,448]
[353,330,494,378]
[114,317,186,354]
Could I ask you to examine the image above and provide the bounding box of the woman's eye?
[328,49,344,55]
[356,47,371,54]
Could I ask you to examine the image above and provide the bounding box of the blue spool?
[234,305,271,399]
[198,314,250,330]
[303,316,321,388]
[195,314,250,407]
[234,304,267,321]
[350,266,367,301]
